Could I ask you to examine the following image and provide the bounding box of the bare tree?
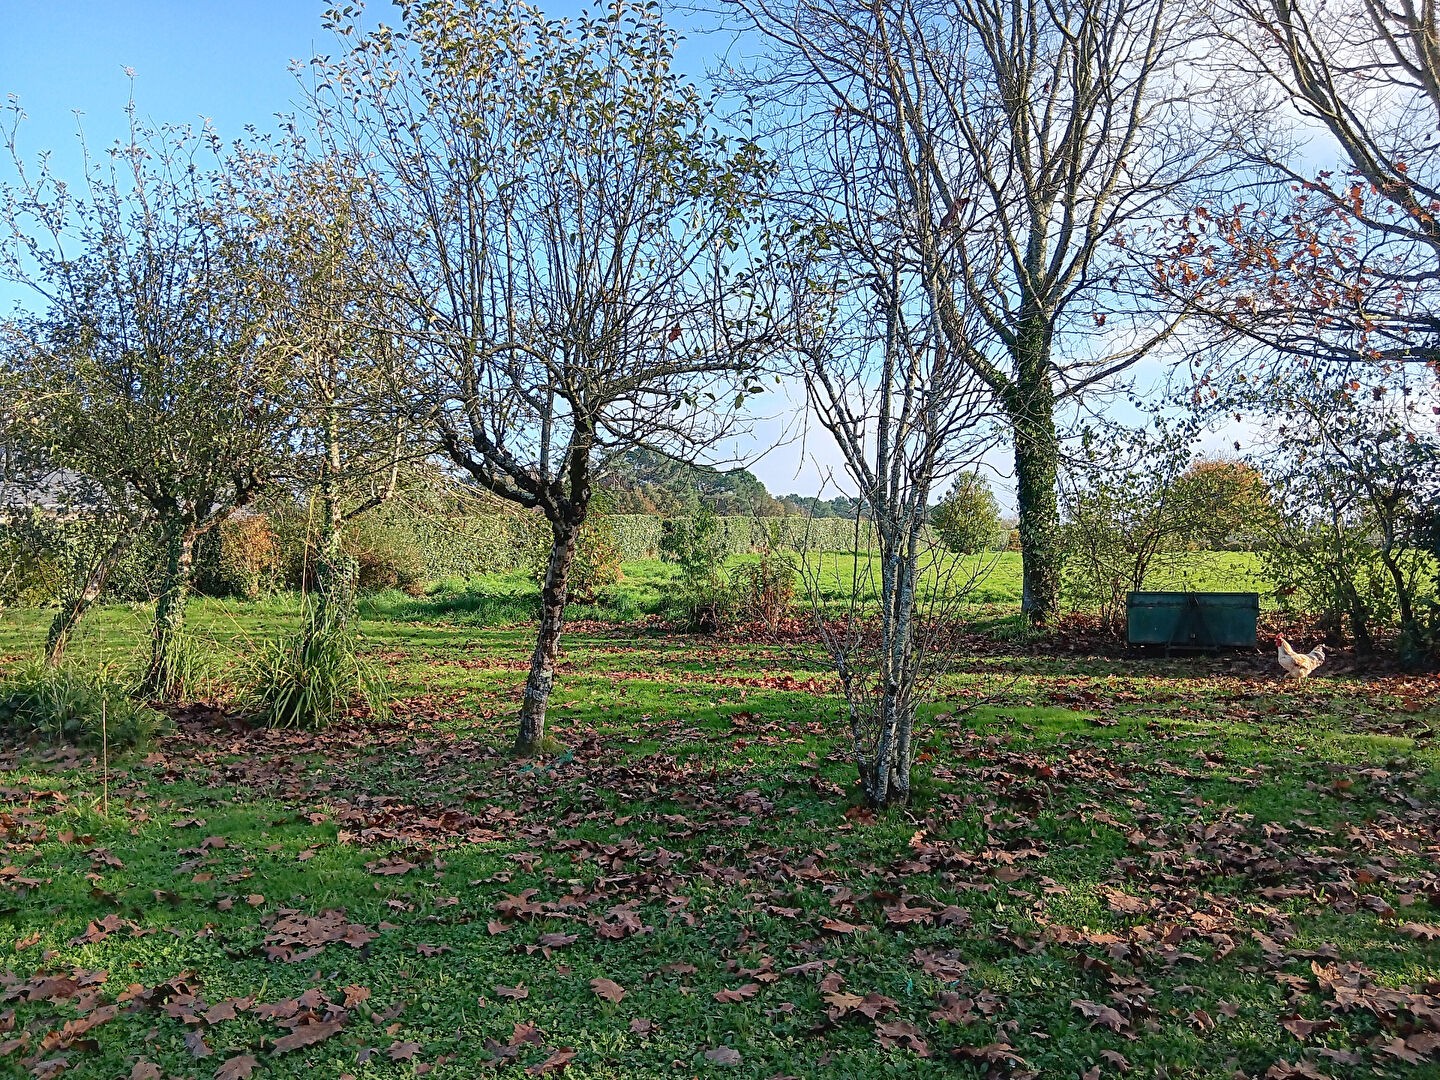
[726,0,1239,625]
[1159,0,1440,373]
[310,0,775,754]
[761,12,998,805]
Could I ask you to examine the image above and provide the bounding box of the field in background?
[0,551,1274,676]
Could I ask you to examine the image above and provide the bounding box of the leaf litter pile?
[1,627,1438,1078]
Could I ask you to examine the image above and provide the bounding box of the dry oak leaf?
[1072,999,1127,1032]
[704,1046,742,1065]
[528,1047,576,1074]
[591,978,626,1003]
[216,1055,259,1080]
[713,983,759,1004]
[272,1018,345,1053]
[388,1040,422,1061]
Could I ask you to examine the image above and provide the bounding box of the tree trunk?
[515,520,577,756]
[45,534,129,665]
[1010,361,1063,626]
[143,518,197,698]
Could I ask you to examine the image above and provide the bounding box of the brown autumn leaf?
[1398,922,1440,940]
[591,978,626,1003]
[184,1029,213,1058]
[367,856,417,876]
[496,984,529,1000]
[272,1018,345,1053]
[629,1018,654,1035]
[1072,999,1127,1032]
[1101,889,1151,916]
[1280,1015,1337,1041]
[713,983,760,1003]
[388,1040,422,1061]
[216,1054,258,1080]
[874,1019,930,1057]
[341,985,371,1008]
[130,1064,162,1080]
[537,932,579,949]
[527,1047,576,1074]
[704,1046,742,1065]
[819,918,863,934]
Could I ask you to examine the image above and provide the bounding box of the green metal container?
[1126,591,1259,650]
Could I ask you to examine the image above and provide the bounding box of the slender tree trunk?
[1010,354,1063,626]
[515,519,577,756]
[45,534,129,665]
[143,517,197,698]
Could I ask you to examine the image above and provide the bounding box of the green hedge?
[1,507,879,607]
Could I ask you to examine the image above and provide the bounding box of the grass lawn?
[2,554,1438,1079]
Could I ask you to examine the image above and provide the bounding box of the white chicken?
[1275,634,1327,679]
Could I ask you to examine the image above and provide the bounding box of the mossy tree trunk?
[142,517,198,699]
[1008,320,1063,627]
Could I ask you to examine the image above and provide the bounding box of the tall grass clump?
[0,661,162,751]
[245,600,386,729]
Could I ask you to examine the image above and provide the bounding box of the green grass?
[3,549,1435,1080]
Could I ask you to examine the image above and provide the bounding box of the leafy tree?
[931,474,1003,555]
[1230,365,1437,660]
[312,0,774,754]
[1,101,295,695]
[1169,458,1274,551]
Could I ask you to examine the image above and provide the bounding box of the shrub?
[343,517,428,595]
[244,605,387,729]
[731,542,796,633]
[659,503,735,631]
[195,513,280,599]
[0,661,162,751]
[1062,432,1224,633]
[931,473,1003,554]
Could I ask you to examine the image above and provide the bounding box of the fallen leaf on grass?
[216,1055,258,1080]
[130,1064,162,1080]
[1280,1015,1337,1041]
[1072,999,1127,1032]
[629,1018,654,1035]
[496,984,529,1000]
[273,1018,344,1053]
[388,1040,421,1061]
[591,978,626,1003]
[713,983,759,1003]
[527,1047,576,1074]
[875,1019,930,1056]
[367,857,417,876]
[704,1046,742,1065]
[1101,889,1151,916]
[1398,922,1440,940]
